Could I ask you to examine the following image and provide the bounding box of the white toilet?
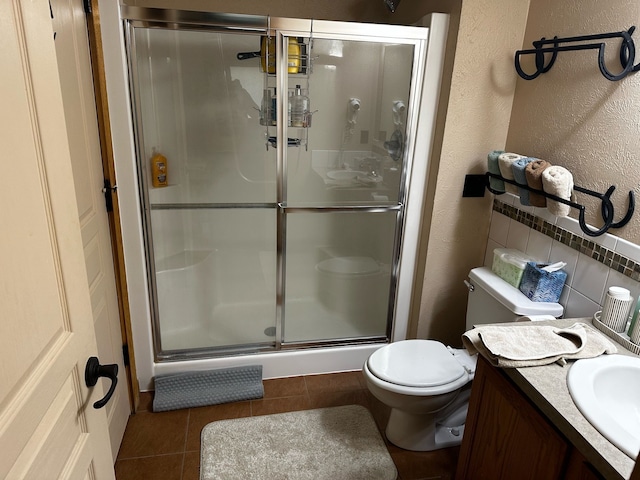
[363,266,564,451]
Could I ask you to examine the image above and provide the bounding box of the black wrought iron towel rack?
[515,27,640,81]
[481,172,635,237]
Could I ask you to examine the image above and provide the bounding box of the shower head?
[384,0,400,13]
[348,98,361,124]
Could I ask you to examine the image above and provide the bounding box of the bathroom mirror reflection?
[298,39,414,204]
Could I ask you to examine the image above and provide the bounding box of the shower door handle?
[85,356,118,409]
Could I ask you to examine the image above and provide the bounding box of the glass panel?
[286,38,414,206]
[132,27,276,205]
[283,211,397,343]
[151,208,277,351]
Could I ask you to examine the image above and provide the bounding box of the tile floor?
[115,371,459,480]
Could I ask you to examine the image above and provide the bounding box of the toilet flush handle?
[463,280,474,292]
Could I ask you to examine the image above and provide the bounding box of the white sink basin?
[567,354,640,459]
[326,170,365,181]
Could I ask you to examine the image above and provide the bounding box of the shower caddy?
[237,18,317,151]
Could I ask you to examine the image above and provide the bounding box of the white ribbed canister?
[601,286,633,332]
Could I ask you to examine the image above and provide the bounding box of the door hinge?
[122,344,130,367]
[102,178,117,213]
[83,0,92,15]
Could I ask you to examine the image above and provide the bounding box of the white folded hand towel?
[541,165,574,217]
[498,152,523,194]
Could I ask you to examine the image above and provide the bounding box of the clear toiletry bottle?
[291,85,309,127]
[260,89,272,126]
[628,296,640,344]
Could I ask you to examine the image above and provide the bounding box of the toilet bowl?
[363,266,564,451]
[363,339,475,451]
[316,256,388,319]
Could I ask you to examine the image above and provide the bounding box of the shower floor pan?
[159,297,387,353]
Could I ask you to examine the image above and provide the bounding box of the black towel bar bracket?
[472,172,635,237]
[515,26,640,81]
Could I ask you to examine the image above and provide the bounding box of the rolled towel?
[542,165,574,217]
[525,159,551,207]
[511,157,535,206]
[498,152,523,194]
[487,150,505,192]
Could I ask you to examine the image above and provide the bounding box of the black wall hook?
[600,186,636,230]
[515,27,640,81]
[481,172,634,237]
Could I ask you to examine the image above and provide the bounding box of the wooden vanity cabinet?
[564,448,607,480]
[455,355,604,480]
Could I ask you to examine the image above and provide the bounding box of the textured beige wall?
[414,0,531,346]
[507,0,640,243]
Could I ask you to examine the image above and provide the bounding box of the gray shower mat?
[200,405,397,480]
[153,365,263,412]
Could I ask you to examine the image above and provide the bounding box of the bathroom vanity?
[456,319,637,480]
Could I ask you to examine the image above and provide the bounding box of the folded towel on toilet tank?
[462,322,617,368]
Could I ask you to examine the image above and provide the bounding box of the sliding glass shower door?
[124,10,427,359]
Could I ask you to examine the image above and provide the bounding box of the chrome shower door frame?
[121,7,440,361]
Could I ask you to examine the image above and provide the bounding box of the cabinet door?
[456,356,568,480]
[564,448,606,480]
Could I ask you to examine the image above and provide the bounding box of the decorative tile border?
[493,200,640,282]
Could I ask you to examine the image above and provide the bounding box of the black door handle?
[85,356,118,409]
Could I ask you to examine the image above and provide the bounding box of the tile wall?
[485,194,640,319]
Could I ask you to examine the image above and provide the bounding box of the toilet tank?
[465,267,563,330]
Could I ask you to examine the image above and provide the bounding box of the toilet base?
[385,408,465,451]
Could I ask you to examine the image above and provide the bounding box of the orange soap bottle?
[150,149,168,187]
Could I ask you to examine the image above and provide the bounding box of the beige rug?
[200,405,397,479]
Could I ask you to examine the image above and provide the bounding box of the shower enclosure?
[113,7,447,384]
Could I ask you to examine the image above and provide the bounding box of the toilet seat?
[366,340,471,396]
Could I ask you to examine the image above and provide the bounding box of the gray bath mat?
[153,365,263,412]
[200,405,397,479]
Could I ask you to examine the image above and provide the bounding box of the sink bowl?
[326,170,365,181]
[567,354,640,459]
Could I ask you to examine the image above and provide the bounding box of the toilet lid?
[316,256,380,275]
[367,340,466,388]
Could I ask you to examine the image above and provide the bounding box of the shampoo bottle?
[150,149,168,187]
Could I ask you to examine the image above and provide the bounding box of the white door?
[50,0,130,460]
[0,0,115,478]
